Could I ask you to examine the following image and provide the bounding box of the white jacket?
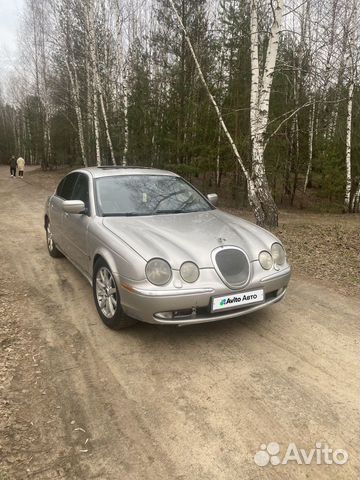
[17,157,25,170]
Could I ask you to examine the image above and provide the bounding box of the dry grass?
[227,208,359,297]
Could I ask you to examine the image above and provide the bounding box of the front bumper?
[116,264,291,326]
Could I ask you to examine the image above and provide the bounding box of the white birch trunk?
[257,0,284,132]
[216,122,221,187]
[249,0,259,145]
[343,0,358,211]
[113,0,128,166]
[86,54,93,159]
[249,0,284,226]
[304,101,315,193]
[26,114,33,164]
[93,89,101,167]
[343,81,354,211]
[98,86,116,165]
[122,82,129,166]
[65,58,87,167]
[88,2,116,166]
[351,181,360,213]
[85,0,101,166]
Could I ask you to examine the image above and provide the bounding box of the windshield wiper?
[154,209,189,215]
[102,212,146,217]
[102,209,197,217]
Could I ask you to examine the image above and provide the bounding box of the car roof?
[73,166,179,178]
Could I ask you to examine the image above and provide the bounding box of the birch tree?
[167,0,286,226]
[85,0,102,166]
[57,1,87,166]
[249,0,284,225]
[343,0,358,212]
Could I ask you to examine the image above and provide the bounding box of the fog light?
[155,311,174,320]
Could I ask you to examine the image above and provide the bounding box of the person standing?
[17,156,25,178]
[9,156,17,177]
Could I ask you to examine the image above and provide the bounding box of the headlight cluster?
[259,251,273,270]
[145,258,172,286]
[258,243,286,270]
[180,261,199,283]
[145,258,200,285]
[271,243,286,266]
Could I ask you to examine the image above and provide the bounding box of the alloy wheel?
[47,224,54,251]
[95,267,117,318]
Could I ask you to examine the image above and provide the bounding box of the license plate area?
[211,289,264,313]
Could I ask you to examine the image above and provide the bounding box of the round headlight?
[145,258,172,286]
[180,261,199,283]
[271,243,286,266]
[259,251,273,270]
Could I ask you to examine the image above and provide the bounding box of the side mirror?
[63,200,85,214]
[207,193,218,207]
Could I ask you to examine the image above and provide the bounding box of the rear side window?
[56,173,79,200]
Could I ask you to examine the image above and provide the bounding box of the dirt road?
[0,166,358,479]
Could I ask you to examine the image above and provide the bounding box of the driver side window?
[71,173,90,213]
[56,173,79,200]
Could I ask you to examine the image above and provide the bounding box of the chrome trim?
[260,266,291,282]
[211,245,251,290]
[155,289,287,326]
[121,285,215,297]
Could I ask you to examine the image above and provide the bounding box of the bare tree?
[249,0,284,225]
[85,0,102,166]
[168,0,284,227]
[57,0,88,166]
[343,0,358,212]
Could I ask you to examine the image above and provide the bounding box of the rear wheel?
[46,220,64,258]
[93,259,137,329]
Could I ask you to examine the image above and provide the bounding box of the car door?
[50,173,78,250]
[62,173,92,274]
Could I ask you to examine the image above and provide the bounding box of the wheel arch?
[92,248,119,280]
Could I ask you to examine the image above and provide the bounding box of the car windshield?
[95,174,213,217]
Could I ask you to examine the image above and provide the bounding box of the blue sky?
[0,0,23,83]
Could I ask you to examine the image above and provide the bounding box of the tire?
[46,220,64,258]
[93,258,137,329]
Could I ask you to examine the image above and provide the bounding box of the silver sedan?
[44,167,291,329]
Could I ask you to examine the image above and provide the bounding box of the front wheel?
[93,259,137,329]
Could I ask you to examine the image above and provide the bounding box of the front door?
[50,173,78,251]
[62,173,91,274]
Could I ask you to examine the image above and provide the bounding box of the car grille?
[213,247,250,288]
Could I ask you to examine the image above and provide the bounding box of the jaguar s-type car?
[44,167,291,329]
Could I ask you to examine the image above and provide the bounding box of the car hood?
[102,210,279,268]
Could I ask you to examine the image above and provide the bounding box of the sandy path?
[0,166,358,479]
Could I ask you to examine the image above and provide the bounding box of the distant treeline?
[0,0,359,216]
